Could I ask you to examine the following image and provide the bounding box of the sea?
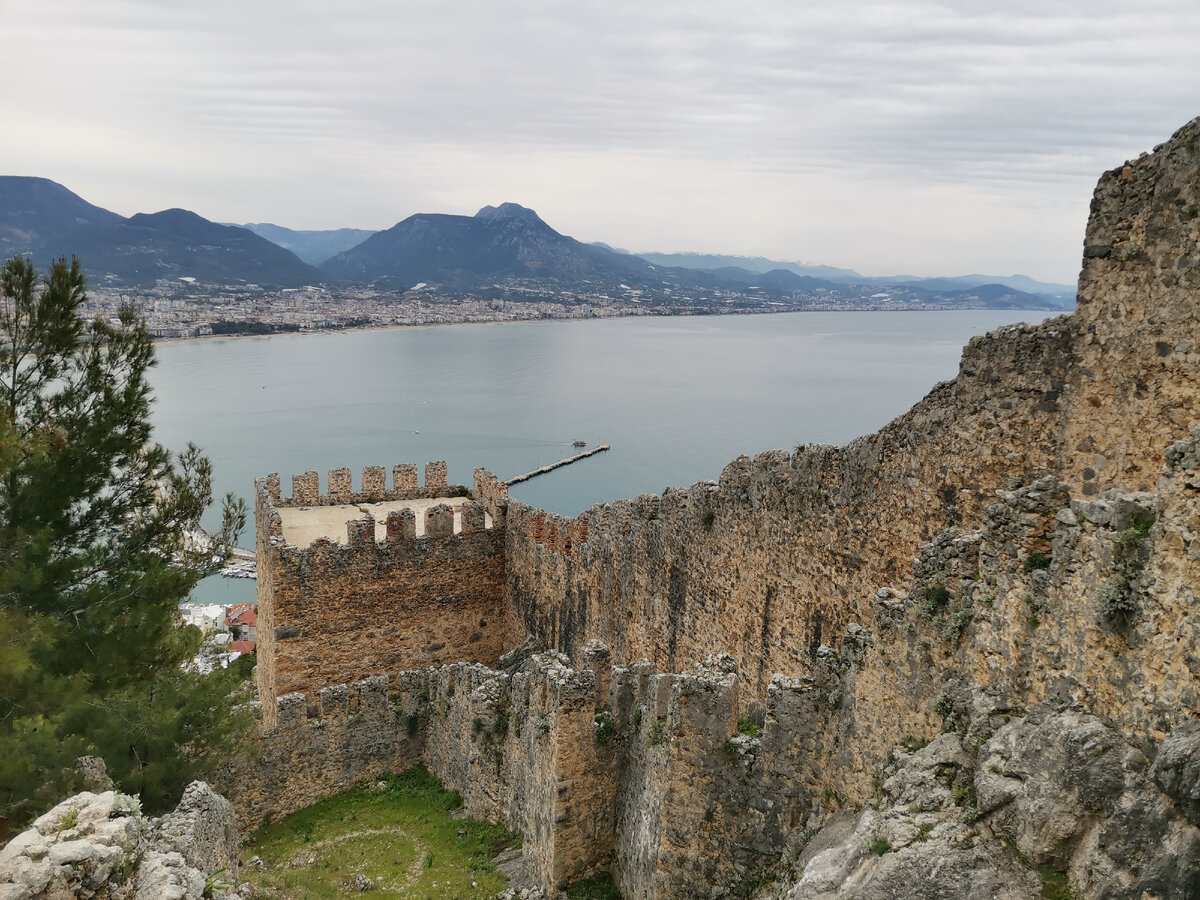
[150,309,1048,608]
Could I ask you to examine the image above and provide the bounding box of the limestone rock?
[0,782,240,900]
[1152,720,1200,826]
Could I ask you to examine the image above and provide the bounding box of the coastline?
[150,300,1068,346]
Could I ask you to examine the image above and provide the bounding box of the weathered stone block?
[394,463,419,494]
[291,471,319,505]
[425,460,448,492]
[425,503,455,538]
[361,465,386,496]
[328,467,352,501]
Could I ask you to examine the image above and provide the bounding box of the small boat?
[573,440,586,447]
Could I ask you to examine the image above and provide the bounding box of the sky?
[5,0,1199,284]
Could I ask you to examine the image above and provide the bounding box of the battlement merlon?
[254,461,469,508]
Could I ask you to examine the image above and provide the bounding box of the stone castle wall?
[228,647,821,898]
[236,119,1200,899]
[500,122,1200,710]
[503,316,1076,695]
[235,423,1200,898]
[254,464,519,726]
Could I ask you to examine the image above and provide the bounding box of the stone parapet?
[258,461,466,508]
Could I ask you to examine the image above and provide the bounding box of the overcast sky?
[5,0,1198,283]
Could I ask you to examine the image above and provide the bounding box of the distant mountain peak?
[474,202,545,225]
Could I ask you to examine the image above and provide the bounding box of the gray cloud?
[5,0,1198,281]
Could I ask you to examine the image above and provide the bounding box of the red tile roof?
[230,641,256,654]
[225,608,257,627]
[224,601,257,627]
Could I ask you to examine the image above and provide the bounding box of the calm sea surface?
[151,310,1044,606]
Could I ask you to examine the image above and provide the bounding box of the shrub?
[1022,552,1051,573]
[594,710,616,746]
[941,605,974,642]
[932,692,963,732]
[737,717,761,738]
[1099,576,1138,627]
[645,719,667,747]
[867,837,892,856]
[920,583,951,618]
[1116,519,1152,551]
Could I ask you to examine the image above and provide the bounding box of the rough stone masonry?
[230,117,1200,899]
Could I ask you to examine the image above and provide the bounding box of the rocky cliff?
[0,782,240,900]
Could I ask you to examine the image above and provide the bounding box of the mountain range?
[0,176,1074,308]
[1,178,320,287]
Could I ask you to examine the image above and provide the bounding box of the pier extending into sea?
[506,444,610,486]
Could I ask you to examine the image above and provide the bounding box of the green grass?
[736,717,761,738]
[240,768,518,899]
[566,872,622,899]
[1037,866,1074,900]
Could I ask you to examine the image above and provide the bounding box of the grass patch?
[566,872,623,899]
[867,837,892,856]
[736,717,761,738]
[1038,866,1074,900]
[240,767,518,899]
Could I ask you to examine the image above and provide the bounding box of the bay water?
[149,310,1046,607]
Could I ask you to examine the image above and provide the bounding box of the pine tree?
[0,256,249,830]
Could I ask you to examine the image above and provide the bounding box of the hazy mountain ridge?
[319,202,663,290]
[634,250,1075,303]
[0,177,1070,308]
[0,176,124,257]
[0,177,322,288]
[235,222,377,265]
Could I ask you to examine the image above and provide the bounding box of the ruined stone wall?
[255,464,519,725]
[1060,117,1200,494]
[229,653,618,893]
[504,315,1076,694]
[504,119,1200,709]
[229,648,819,898]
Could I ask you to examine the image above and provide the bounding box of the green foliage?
[241,767,518,899]
[1038,866,1075,900]
[1099,576,1138,628]
[56,804,80,831]
[901,735,929,753]
[0,257,249,831]
[1115,519,1152,551]
[736,717,761,738]
[202,868,232,898]
[920,583,951,618]
[1022,552,1052,573]
[645,719,667,747]
[932,692,963,732]
[566,872,622,900]
[867,837,892,856]
[940,605,974,643]
[594,709,616,746]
